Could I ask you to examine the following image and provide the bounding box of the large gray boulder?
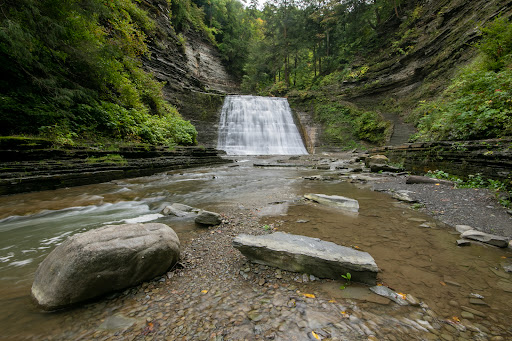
[233,232,378,285]
[31,223,180,311]
[304,193,359,213]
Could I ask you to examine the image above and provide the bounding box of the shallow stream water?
[0,157,510,339]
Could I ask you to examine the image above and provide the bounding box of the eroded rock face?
[31,223,180,311]
[233,232,379,285]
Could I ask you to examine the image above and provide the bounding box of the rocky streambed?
[1,154,511,340]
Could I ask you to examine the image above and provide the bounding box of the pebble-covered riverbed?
[44,208,510,341]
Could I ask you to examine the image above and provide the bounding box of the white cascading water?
[217,95,308,155]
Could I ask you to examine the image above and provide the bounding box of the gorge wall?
[141,0,239,147]
[343,0,512,105]
[291,0,512,151]
[370,139,512,183]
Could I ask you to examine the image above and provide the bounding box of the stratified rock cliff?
[140,0,238,146]
[343,0,512,104]
[290,0,512,151]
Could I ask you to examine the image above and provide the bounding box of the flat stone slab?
[304,193,359,212]
[233,232,378,285]
[460,230,509,248]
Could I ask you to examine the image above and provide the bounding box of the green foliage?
[426,170,512,207]
[355,111,390,144]
[170,0,216,42]
[412,17,512,141]
[241,0,402,93]
[477,17,512,71]
[314,100,390,147]
[340,272,352,290]
[412,67,512,141]
[86,154,127,164]
[0,0,196,146]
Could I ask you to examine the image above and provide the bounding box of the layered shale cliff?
[140,0,239,147]
[343,0,512,105]
[291,0,512,150]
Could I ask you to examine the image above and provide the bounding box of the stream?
[0,157,511,339]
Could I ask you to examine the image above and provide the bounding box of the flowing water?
[217,96,308,155]
[0,159,510,339]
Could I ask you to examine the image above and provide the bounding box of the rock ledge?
[233,232,378,285]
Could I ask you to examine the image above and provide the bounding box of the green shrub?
[412,17,512,141]
[314,101,389,147]
[0,0,197,146]
[413,68,512,140]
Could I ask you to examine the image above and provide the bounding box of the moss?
[86,154,127,165]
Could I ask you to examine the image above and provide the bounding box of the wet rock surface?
[37,206,511,341]
[233,232,378,284]
[195,210,223,226]
[304,193,360,212]
[460,230,509,248]
[0,143,231,196]
[371,176,512,239]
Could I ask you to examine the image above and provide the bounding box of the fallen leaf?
[397,292,407,300]
[440,281,446,286]
[303,293,316,298]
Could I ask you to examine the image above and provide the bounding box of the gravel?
[370,175,512,239]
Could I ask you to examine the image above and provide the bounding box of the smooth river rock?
[195,210,222,226]
[460,230,509,248]
[31,223,180,311]
[233,232,379,285]
[304,193,359,213]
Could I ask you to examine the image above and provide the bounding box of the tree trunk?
[326,30,330,57]
[293,53,297,86]
[313,46,317,77]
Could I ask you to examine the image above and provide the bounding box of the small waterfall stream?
[217,95,308,155]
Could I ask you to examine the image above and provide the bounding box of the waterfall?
[217,95,308,155]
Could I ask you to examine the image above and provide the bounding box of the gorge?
[1,0,512,339]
